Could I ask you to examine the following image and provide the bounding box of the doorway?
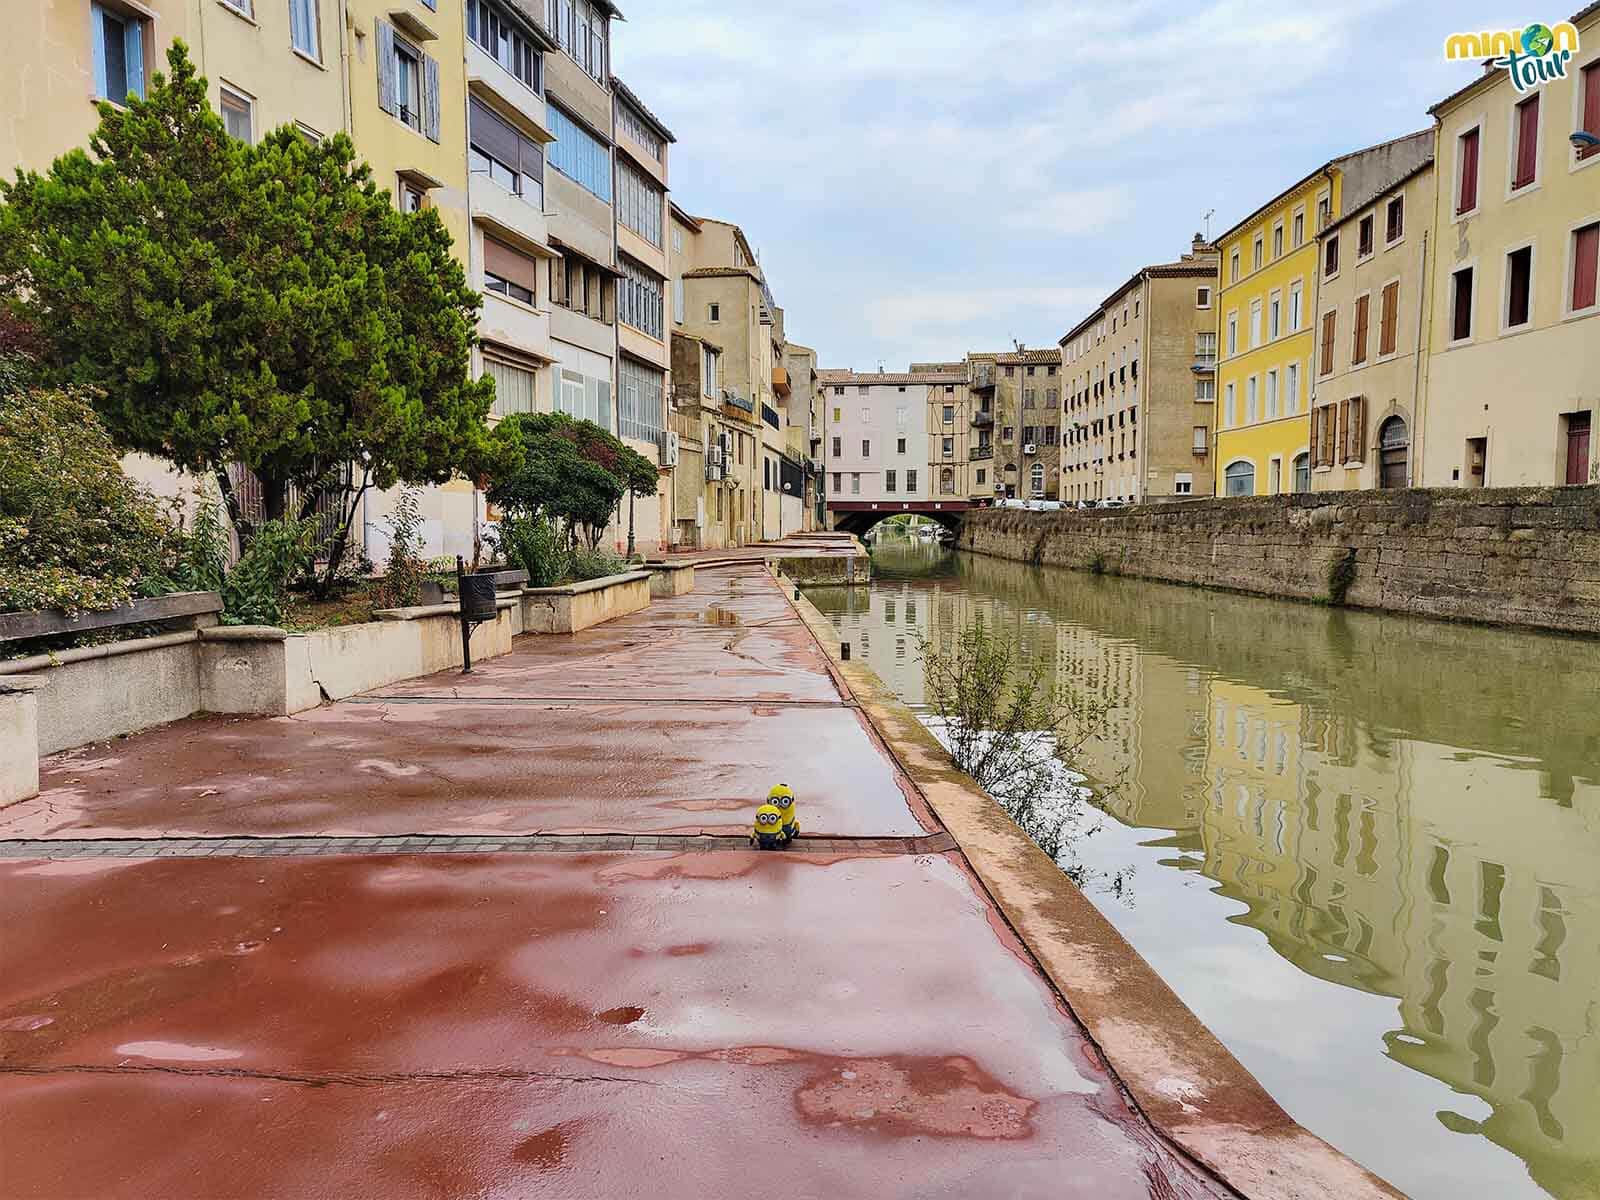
[1564,412,1591,485]
[1464,437,1487,488]
[1378,416,1409,489]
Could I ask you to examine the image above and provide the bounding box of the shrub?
[0,386,178,614]
[490,514,568,587]
[1326,547,1357,606]
[221,518,315,626]
[569,547,627,582]
[371,488,427,609]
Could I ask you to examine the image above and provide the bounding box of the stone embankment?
[959,487,1600,635]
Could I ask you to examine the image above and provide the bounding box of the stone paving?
[0,562,1234,1199]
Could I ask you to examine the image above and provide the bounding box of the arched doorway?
[1292,452,1311,493]
[1378,416,1409,488]
[1223,459,1255,497]
[1029,462,1044,496]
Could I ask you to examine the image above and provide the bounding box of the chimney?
[1192,232,1206,253]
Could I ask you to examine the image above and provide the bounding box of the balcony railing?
[969,445,994,461]
[760,402,781,430]
[1192,354,1217,373]
[721,387,754,414]
[971,411,994,428]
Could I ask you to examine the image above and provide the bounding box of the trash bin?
[459,573,499,624]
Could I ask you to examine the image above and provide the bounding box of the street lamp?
[1572,131,1600,152]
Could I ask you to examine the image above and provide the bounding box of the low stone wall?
[775,552,872,586]
[520,572,652,634]
[0,678,42,805]
[958,486,1600,635]
[646,563,696,598]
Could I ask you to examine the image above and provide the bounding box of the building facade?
[1422,7,1600,488]
[1213,132,1433,497]
[1309,161,1437,491]
[1060,237,1220,503]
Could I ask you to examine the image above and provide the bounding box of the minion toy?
[767,783,800,842]
[751,803,788,850]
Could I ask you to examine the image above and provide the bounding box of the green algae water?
[808,535,1600,1200]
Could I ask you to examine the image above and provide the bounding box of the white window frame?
[1500,239,1538,334]
[1355,210,1377,262]
[1246,374,1258,424]
[1268,289,1282,340]
[289,0,321,62]
[1266,368,1279,419]
[1249,299,1262,349]
[1292,206,1306,248]
[1505,90,1545,201]
[1196,286,1211,309]
[1564,214,1600,319]
[1448,259,1479,345]
[1285,363,1299,415]
[1384,194,1406,248]
[219,84,254,143]
[1452,115,1486,224]
[1226,311,1238,357]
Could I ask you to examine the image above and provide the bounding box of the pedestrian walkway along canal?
[808,536,1600,1200]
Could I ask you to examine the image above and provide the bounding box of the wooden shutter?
[1320,310,1336,375]
[1336,400,1349,466]
[1352,294,1369,365]
[1308,404,1321,466]
[1458,128,1479,213]
[1573,224,1599,312]
[1380,282,1399,356]
[484,237,537,294]
[1583,64,1600,160]
[1347,396,1366,463]
[375,21,396,115]
[1513,95,1539,189]
[422,53,441,142]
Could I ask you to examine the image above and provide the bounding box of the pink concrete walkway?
[0,565,1231,1199]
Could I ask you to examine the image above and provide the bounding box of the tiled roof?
[610,76,677,143]
[1059,256,1220,345]
[991,349,1062,365]
[683,266,760,280]
[817,370,965,386]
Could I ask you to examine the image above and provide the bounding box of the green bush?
[0,386,179,614]
[490,514,568,587]
[569,547,627,582]
[222,518,315,626]
[371,488,427,609]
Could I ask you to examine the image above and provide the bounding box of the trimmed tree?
[0,42,494,589]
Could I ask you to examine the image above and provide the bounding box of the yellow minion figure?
[751,803,788,850]
[767,783,799,841]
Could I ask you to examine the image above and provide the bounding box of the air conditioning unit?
[659,430,679,468]
[1023,443,1038,455]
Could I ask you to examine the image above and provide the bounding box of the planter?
[646,562,696,598]
[520,571,652,634]
[0,591,221,646]
[0,676,44,804]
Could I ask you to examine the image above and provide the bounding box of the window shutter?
[1583,64,1600,160]
[123,15,144,99]
[1336,401,1349,466]
[375,21,396,115]
[1573,225,1599,311]
[484,237,538,294]
[1513,96,1539,188]
[423,53,441,142]
[1309,405,1322,467]
[1352,295,1369,364]
[1458,129,1479,213]
[90,3,109,100]
[1349,397,1366,463]
[1380,282,1399,356]
[1320,311,1336,375]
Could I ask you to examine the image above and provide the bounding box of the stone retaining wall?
[958,487,1600,635]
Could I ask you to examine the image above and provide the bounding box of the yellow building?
[1213,133,1431,496]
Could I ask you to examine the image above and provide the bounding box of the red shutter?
[1582,64,1600,160]
[1458,128,1480,214]
[1513,96,1539,189]
[1575,224,1599,312]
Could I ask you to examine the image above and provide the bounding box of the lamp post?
[1572,131,1600,153]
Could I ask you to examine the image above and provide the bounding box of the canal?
[808,535,1600,1200]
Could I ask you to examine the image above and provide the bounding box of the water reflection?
[811,536,1600,1200]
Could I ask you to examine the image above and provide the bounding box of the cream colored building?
[1422,6,1600,488]
[1060,237,1220,503]
[1309,160,1436,491]
[782,342,823,530]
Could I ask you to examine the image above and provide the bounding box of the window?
[1285,363,1299,414]
[547,105,611,200]
[547,0,607,82]
[1341,396,1366,463]
[1379,282,1399,355]
[221,0,253,16]
[618,105,664,161]
[617,160,664,247]
[1226,312,1238,356]
[942,404,955,424]
[1386,195,1404,243]
[1451,267,1475,341]
[1357,214,1374,258]
[1378,416,1409,488]
[942,437,954,456]
[905,469,917,493]
[467,0,540,91]
[1506,246,1533,329]
[1312,403,1337,467]
[1246,375,1258,423]
[485,356,536,416]
[1457,126,1481,215]
[1174,473,1193,494]
[1511,93,1540,191]
[1581,62,1600,161]
[708,303,720,323]
[885,469,896,493]
[1272,223,1284,259]
[850,473,860,495]
[1224,460,1255,497]
[616,357,665,444]
[831,436,841,457]
[942,468,956,495]
[220,87,253,143]
[1223,383,1235,427]
[1324,235,1340,278]
[399,179,425,212]
[1249,299,1262,348]
[1352,293,1370,365]
[555,366,611,430]
[1253,234,1264,271]
[1266,368,1279,418]
[1269,292,1281,340]
[91,2,145,102]
[1230,250,1240,284]
[1029,463,1044,495]
[554,254,610,321]
[470,99,544,209]
[1196,377,1215,401]
[897,437,906,454]
[673,277,684,324]
[1571,223,1599,313]
[1197,286,1211,309]
[483,237,537,305]
[976,469,986,486]
[1320,310,1337,375]
[1289,281,1303,331]
[831,472,840,494]
[703,347,718,396]
[617,258,664,340]
[375,22,439,141]
[861,439,870,456]
[395,39,421,130]
[1193,427,1207,453]
[1293,210,1305,247]
[1317,194,1331,229]
[1196,331,1217,361]
[1293,453,1311,493]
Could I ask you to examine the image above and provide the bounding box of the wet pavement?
[0,564,1234,1198]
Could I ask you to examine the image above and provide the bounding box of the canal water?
[808,535,1600,1200]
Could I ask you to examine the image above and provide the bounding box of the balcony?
[772,366,791,397]
[721,387,754,415]
[969,445,994,462]
[970,364,996,391]
[971,411,994,428]
[1192,353,1217,373]
[760,402,781,431]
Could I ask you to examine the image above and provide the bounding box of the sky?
[612,0,1551,371]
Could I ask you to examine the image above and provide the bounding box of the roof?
[1211,128,1431,248]
[817,371,965,386]
[991,349,1061,365]
[683,266,761,280]
[670,202,702,231]
[610,77,677,143]
[1058,255,1220,345]
[1318,158,1435,238]
[1428,3,1599,117]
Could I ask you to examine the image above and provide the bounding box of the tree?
[0,42,494,589]
[484,412,658,551]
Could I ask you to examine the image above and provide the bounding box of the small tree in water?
[917,618,1130,898]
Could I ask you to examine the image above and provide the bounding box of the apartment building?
[989,349,1063,499]
[1422,5,1600,488]
[1060,237,1221,503]
[926,372,973,501]
[782,342,824,530]
[1309,160,1436,491]
[1213,131,1433,497]
[610,76,674,553]
[819,371,946,514]
[963,358,1001,502]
